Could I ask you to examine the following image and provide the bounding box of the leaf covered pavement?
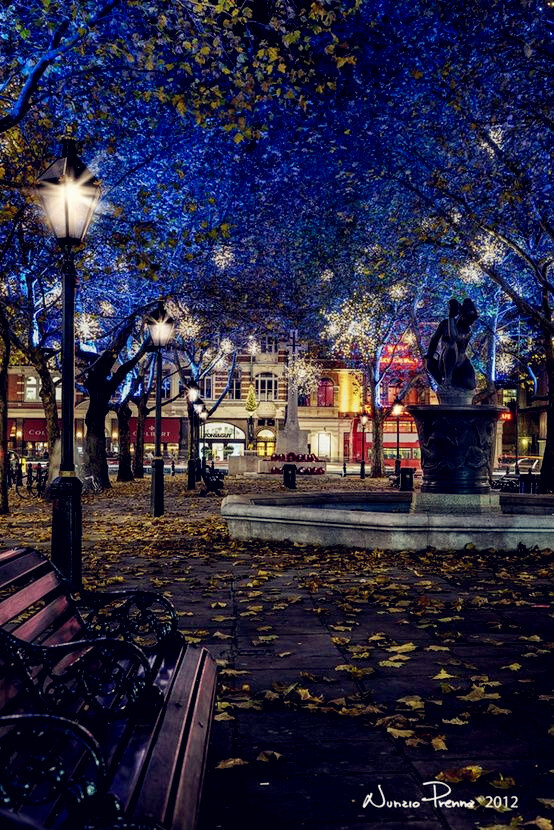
[1,476,553,829]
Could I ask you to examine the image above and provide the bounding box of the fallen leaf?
[432,735,448,751]
[216,758,248,769]
[214,712,235,721]
[437,765,486,783]
[256,751,283,762]
[433,668,456,679]
[387,727,415,739]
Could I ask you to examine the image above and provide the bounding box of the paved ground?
[1,474,553,830]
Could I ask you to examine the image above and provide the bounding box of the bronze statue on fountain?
[408,298,504,503]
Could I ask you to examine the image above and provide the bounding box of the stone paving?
[1,475,552,830]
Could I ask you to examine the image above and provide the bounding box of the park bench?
[200,467,225,495]
[0,546,217,830]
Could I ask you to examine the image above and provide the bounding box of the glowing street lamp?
[392,400,404,479]
[146,302,174,516]
[360,413,368,479]
[35,137,101,589]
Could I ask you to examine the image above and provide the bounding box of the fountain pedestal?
[408,405,504,513]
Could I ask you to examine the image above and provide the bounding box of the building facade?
[6,334,539,468]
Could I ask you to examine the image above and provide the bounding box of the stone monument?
[409,298,504,513]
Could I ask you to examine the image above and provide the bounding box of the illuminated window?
[256,373,278,401]
[317,378,334,407]
[24,377,39,402]
[161,376,172,399]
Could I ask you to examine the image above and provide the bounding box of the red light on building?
[500,411,512,421]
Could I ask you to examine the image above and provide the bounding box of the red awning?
[129,418,181,443]
[23,419,48,441]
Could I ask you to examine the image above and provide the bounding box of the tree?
[324,283,416,477]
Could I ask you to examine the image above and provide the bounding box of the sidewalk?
[1,475,552,830]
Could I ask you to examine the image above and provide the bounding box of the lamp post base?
[51,474,82,590]
[360,461,366,480]
[151,457,165,517]
[187,459,196,490]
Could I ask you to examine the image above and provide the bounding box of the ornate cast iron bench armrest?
[77,588,178,651]
[0,713,118,829]
[0,630,155,718]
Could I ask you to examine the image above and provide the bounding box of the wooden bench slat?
[12,595,83,645]
[0,573,62,628]
[128,647,216,829]
[0,549,49,593]
[0,548,216,830]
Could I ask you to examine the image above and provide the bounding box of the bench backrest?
[0,548,85,648]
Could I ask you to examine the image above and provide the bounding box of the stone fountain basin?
[221,491,554,552]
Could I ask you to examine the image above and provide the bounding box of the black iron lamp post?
[146,302,174,517]
[392,400,404,479]
[360,413,368,479]
[186,384,200,489]
[36,137,101,590]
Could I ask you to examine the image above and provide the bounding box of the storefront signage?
[23,419,48,441]
[204,423,245,440]
[129,418,181,443]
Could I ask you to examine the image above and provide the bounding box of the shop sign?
[130,418,180,443]
[204,423,245,440]
[23,419,48,441]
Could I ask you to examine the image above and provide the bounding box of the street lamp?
[186,384,200,489]
[392,400,404,480]
[360,413,368,479]
[146,302,174,516]
[35,136,101,589]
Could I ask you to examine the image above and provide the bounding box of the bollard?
[283,463,297,489]
[399,468,414,492]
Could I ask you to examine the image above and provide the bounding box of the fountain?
[222,299,554,551]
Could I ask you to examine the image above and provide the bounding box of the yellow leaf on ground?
[387,727,415,739]
[389,642,417,653]
[432,736,448,751]
[433,668,456,679]
[501,663,522,671]
[256,751,283,762]
[397,695,425,710]
[437,765,486,783]
[216,758,248,769]
[214,712,235,721]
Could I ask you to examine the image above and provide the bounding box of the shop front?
[199,423,246,461]
[129,418,181,456]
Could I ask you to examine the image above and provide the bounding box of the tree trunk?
[539,346,554,493]
[83,394,111,489]
[0,316,10,514]
[132,398,148,479]
[116,403,134,482]
[371,408,386,478]
[36,360,61,485]
[367,371,386,478]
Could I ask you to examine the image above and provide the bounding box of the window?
[256,428,276,457]
[256,372,278,401]
[161,376,172,399]
[24,377,39,402]
[260,335,278,354]
[229,371,242,400]
[199,375,213,399]
[317,378,334,407]
[298,393,310,407]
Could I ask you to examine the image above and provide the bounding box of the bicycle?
[8,451,48,499]
[83,474,102,493]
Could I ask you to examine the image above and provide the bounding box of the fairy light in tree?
[320,268,334,282]
[213,246,234,269]
[284,354,321,395]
